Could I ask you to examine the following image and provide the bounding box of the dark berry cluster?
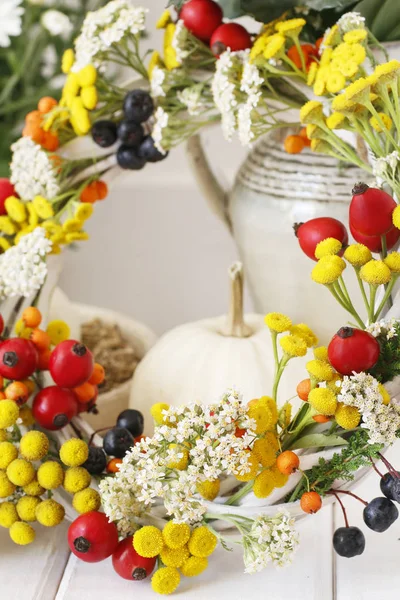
[91,90,168,170]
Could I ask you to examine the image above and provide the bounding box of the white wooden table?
[2,444,400,600]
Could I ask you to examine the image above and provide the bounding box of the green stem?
[381,235,388,259]
[355,269,370,316]
[369,285,378,323]
[374,276,398,320]
[272,355,289,402]
[224,481,254,506]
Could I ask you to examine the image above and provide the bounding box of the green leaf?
[290,433,348,449]
[215,0,242,18]
[305,0,355,9]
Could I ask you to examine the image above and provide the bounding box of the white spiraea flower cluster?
[373,151,400,186]
[212,49,249,141]
[338,372,400,445]
[238,62,263,147]
[10,137,60,201]
[72,1,147,71]
[152,107,169,154]
[243,511,299,573]
[337,11,366,33]
[150,66,166,98]
[366,318,398,340]
[177,84,207,116]
[172,20,190,63]
[0,228,52,300]
[99,390,257,534]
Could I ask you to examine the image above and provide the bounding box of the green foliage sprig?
[368,322,400,383]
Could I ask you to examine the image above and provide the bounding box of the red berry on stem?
[210,23,252,57]
[0,179,17,216]
[295,217,348,261]
[180,0,223,42]
[68,512,119,563]
[350,222,400,253]
[350,182,396,237]
[328,327,380,376]
[32,386,78,430]
[0,338,38,380]
[49,340,94,388]
[112,536,156,580]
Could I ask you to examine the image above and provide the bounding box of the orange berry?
[284,135,305,154]
[88,363,105,386]
[95,181,108,200]
[22,124,44,145]
[30,329,51,351]
[106,458,122,473]
[300,491,322,514]
[299,127,311,147]
[25,110,42,125]
[37,348,51,371]
[234,427,246,438]
[0,375,4,389]
[287,44,314,69]
[315,37,323,51]
[22,307,42,328]
[80,182,98,204]
[0,391,6,400]
[73,382,96,404]
[5,381,29,406]
[22,379,36,395]
[312,414,331,423]
[38,96,58,114]
[42,131,59,152]
[276,450,300,475]
[297,379,311,402]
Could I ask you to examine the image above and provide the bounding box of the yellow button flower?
[19,405,35,428]
[181,556,208,577]
[311,255,346,285]
[275,18,305,37]
[253,469,276,498]
[360,259,391,285]
[307,61,318,86]
[300,100,324,125]
[0,471,16,498]
[0,502,19,528]
[5,196,26,223]
[384,252,400,273]
[263,34,285,59]
[314,346,329,363]
[163,522,191,549]
[326,71,346,94]
[81,86,98,110]
[23,478,45,497]
[160,545,189,568]
[63,467,91,494]
[151,567,180,595]
[150,402,170,426]
[0,400,19,429]
[62,48,75,74]
[308,388,337,415]
[60,439,89,467]
[247,402,275,434]
[37,461,64,490]
[63,218,82,233]
[379,383,391,405]
[32,195,54,219]
[253,437,277,468]
[7,458,35,487]
[0,237,11,252]
[148,50,164,78]
[65,231,89,243]
[234,451,258,482]
[16,496,41,522]
[306,359,335,382]
[290,323,318,347]
[20,431,49,461]
[9,521,35,545]
[343,29,367,44]
[0,441,18,469]
[323,24,339,47]
[0,216,17,235]
[196,479,220,501]
[134,525,164,558]
[156,9,172,29]
[46,320,71,345]
[335,403,361,429]
[72,488,101,514]
[188,526,217,558]
[264,312,292,333]
[279,334,307,357]
[77,64,97,87]
[167,444,189,470]
[75,203,93,222]
[344,243,372,267]
[326,112,346,130]
[26,202,39,227]
[369,113,393,132]
[36,499,65,527]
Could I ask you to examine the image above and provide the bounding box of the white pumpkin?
[130,262,309,435]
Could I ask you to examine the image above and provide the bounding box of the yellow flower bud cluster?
[60,50,98,135]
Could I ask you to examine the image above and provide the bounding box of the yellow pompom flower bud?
[36,499,65,527]
[384,252,400,273]
[307,61,318,86]
[253,437,277,468]
[311,255,346,285]
[23,477,45,497]
[344,243,372,267]
[0,502,19,528]
[81,86,98,110]
[16,496,41,522]
[20,431,49,461]
[247,402,275,434]
[77,65,97,87]
[307,359,335,382]
[72,488,101,514]
[7,459,35,486]
[160,544,190,568]
[75,203,93,222]
[335,403,361,430]
[290,323,318,347]
[63,467,91,494]
[258,396,279,426]
[63,218,83,233]
[0,216,17,235]
[308,388,337,415]
[46,320,71,345]
[181,556,208,577]
[0,400,19,428]
[151,402,170,425]
[264,312,292,333]
[196,479,220,501]
[234,451,259,482]
[0,470,16,498]
[393,205,400,230]
[9,521,35,545]
[326,112,346,130]
[151,567,180,595]
[0,430,7,442]
[32,195,54,219]
[369,113,393,132]
[326,71,346,94]
[270,464,289,488]
[188,526,217,558]
[300,100,324,125]
[315,238,342,259]
[360,260,391,285]
[314,346,329,362]
[62,49,75,74]
[279,334,307,357]
[379,383,391,406]
[156,9,172,29]
[343,29,367,44]
[162,522,190,549]
[0,441,18,469]
[167,444,189,470]
[60,439,89,467]
[148,50,164,78]
[19,405,35,428]
[5,196,27,223]
[253,469,276,498]
[134,525,164,558]
[37,461,64,490]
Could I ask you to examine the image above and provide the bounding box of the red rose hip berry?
[0,178,17,215]
[295,217,348,261]
[49,340,94,388]
[350,182,396,237]
[68,511,119,563]
[112,536,156,580]
[32,385,78,430]
[0,338,38,380]
[210,23,252,57]
[328,327,380,376]
[180,0,223,42]
[350,222,400,253]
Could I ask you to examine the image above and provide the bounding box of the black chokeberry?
[116,409,144,438]
[103,427,134,458]
[138,136,168,163]
[117,120,144,147]
[117,145,146,170]
[333,526,365,558]
[82,446,107,475]
[123,90,154,123]
[91,120,118,147]
[380,472,400,502]
[363,496,399,532]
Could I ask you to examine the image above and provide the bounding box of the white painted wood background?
[2,442,399,600]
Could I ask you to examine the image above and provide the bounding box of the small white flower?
[41,9,73,39]
[337,12,366,34]
[152,107,169,154]
[0,0,24,48]
[177,84,206,116]
[150,66,166,98]
[10,137,60,201]
[41,45,58,78]
[172,20,189,63]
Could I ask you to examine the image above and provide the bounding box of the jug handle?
[186,133,232,231]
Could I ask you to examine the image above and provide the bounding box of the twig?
[330,490,349,528]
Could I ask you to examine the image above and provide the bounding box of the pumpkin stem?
[220,262,253,338]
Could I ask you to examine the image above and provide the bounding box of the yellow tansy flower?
[4,196,26,223]
[134,525,164,558]
[275,18,305,37]
[46,320,70,345]
[81,86,98,110]
[167,444,189,470]
[188,526,217,558]
[384,252,400,273]
[338,60,359,79]
[307,61,318,86]
[315,238,342,259]
[234,451,258,482]
[311,255,346,284]
[61,49,75,74]
[323,24,339,47]
[343,29,367,44]
[263,34,285,59]
[290,323,318,347]
[180,556,208,577]
[63,218,82,233]
[308,387,337,415]
[369,113,393,132]
[335,403,361,429]
[26,202,39,227]
[196,479,220,501]
[0,237,11,252]
[156,9,172,29]
[160,545,190,568]
[332,78,370,112]
[77,65,97,87]
[249,33,269,62]
[75,203,93,222]
[306,359,335,382]
[320,48,332,67]
[393,205,400,230]
[151,567,180,595]
[148,50,164,78]
[162,522,191,549]
[326,112,346,130]
[326,71,346,94]
[344,243,372,267]
[247,403,273,434]
[279,334,307,357]
[360,260,391,285]
[314,346,329,363]
[264,312,292,333]
[36,499,65,527]
[10,522,35,545]
[41,221,63,243]
[32,196,54,219]
[300,100,324,125]
[370,60,400,86]
[253,469,276,498]
[65,231,89,243]
[164,24,180,70]
[379,383,391,406]
[253,437,277,468]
